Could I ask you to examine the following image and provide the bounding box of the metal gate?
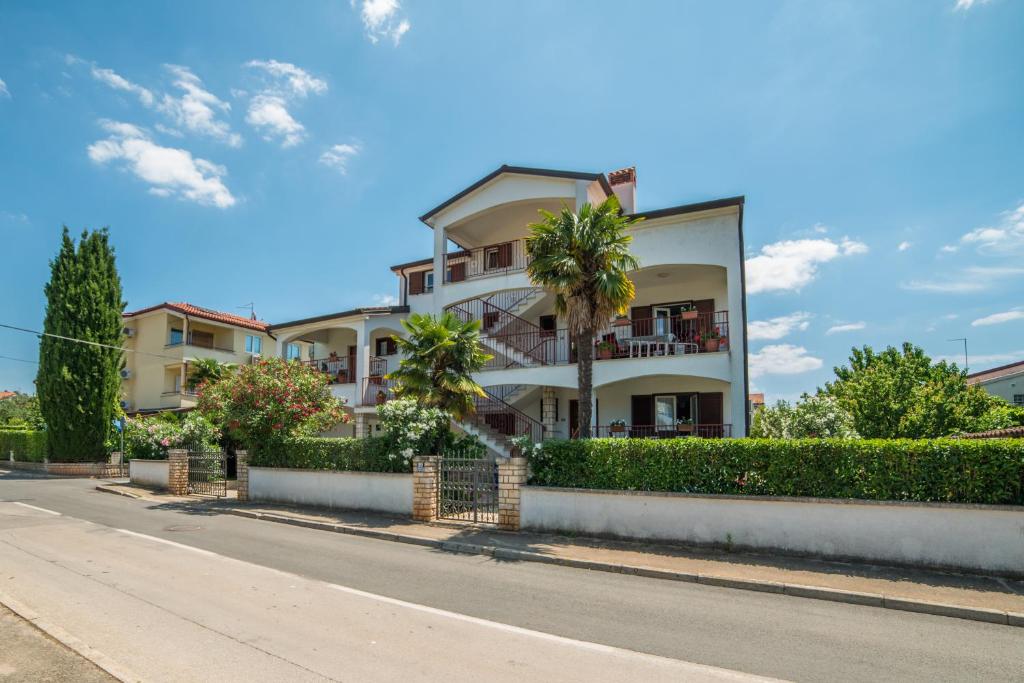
[187,450,227,497]
[437,455,498,524]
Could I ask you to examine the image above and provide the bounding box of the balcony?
[165,332,235,354]
[587,424,732,439]
[302,355,356,384]
[444,239,529,283]
[159,388,200,409]
[361,376,397,406]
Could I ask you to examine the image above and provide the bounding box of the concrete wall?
[977,373,1024,405]
[249,467,413,514]
[129,459,170,489]
[520,487,1024,575]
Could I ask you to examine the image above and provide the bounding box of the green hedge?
[528,438,1024,505]
[250,437,408,473]
[0,429,48,463]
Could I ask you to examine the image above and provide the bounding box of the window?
[485,247,501,270]
[1014,394,1024,407]
[286,343,301,360]
[169,328,183,345]
[245,335,262,354]
[376,337,397,356]
[654,395,677,429]
[425,271,434,292]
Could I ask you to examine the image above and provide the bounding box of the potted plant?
[676,418,694,434]
[609,419,627,434]
[375,389,387,405]
[704,326,721,352]
[680,304,699,321]
[596,340,616,360]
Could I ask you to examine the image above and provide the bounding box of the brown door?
[631,305,652,337]
[448,262,466,282]
[697,392,724,436]
[497,242,513,269]
[408,271,424,295]
[694,299,715,339]
[569,399,578,438]
[631,395,654,437]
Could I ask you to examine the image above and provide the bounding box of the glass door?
[654,395,676,432]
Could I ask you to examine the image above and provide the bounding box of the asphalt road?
[1,472,1022,682]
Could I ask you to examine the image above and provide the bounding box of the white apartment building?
[270,165,750,454]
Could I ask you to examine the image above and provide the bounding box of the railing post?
[412,455,439,522]
[167,449,188,495]
[497,456,528,531]
[236,450,249,502]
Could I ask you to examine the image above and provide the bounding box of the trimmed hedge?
[0,429,48,463]
[250,437,408,473]
[528,438,1024,505]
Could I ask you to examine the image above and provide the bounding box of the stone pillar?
[167,449,188,495]
[497,456,528,531]
[236,450,249,502]
[355,413,370,439]
[412,455,439,522]
[541,387,557,439]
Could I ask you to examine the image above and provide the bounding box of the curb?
[0,589,139,683]
[225,507,1024,628]
[95,484,144,500]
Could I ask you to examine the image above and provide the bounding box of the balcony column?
[727,263,747,437]
[541,387,557,439]
[181,316,189,346]
[432,223,446,309]
[574,179,590,211]
[179,362,187,394]
[590,391,598,434]
[355,322,371,404]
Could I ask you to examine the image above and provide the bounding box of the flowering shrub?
[199,357,346,451]
[123,412,222,460]
[751,394,859,439]
[376,398,450,467]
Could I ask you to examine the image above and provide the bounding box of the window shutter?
[408,271,424,295]
[387,337,397,355]
[497,242,513,268]
[449,262,466,282]
[631,306,652,337]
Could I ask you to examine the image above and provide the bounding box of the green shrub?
[250,436,409,473]
[528,438,1024,505]
[0,429,48,462]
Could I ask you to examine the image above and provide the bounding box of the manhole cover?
[164,524,202,532]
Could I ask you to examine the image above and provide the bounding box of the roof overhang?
[268,306,410,332]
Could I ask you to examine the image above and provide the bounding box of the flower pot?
[681,310,699,320]
[598,348,614,360]
[610,424,626,434]
[375,391,387,405]
[705,339,720,352]
[718,337,728,350]
[676,423,694,433]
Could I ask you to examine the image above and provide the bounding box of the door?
[697,392,724,436]
[631,395,653,438]
[654,395,677,436]
[569,399,578,438]
[631,306,652,336]
[653,306,672,337]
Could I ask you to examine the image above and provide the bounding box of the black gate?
[438,455,498,524]
[187,450,227,497]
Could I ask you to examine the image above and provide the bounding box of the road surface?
[1,473,1022,682]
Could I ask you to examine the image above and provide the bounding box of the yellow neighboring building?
[120,302,310,414]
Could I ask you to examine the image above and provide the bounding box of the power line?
[0,322,189,362]
[0,354,38,364]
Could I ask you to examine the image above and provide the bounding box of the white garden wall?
[129,459,169,489]
[520,487,1024,575]
[249,467,412,515]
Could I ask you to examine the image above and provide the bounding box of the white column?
[726,261,747,437]
[574,179,590,211]
[355,322,371,405]
[590,391,599,432]
[432,223,446,312]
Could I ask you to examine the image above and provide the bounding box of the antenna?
[237,302,255,320]
[948,337,968,374]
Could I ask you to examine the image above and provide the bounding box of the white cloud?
[826,321,866,335]
[88,64,154,107]
[319,143,360,175]
[372,293,399,306]
[954,0,990,10]
[245,60,326,98]
[0,78,9,99]
[940,244,959,253]
[747,312,812,341]
[87,119,235,209]
[959,201,1024,255]
[246,95,306,147]
[897,240,912,252]
[354,0,411,45]
[745,235,868,294]
[903,266,1024,293]
[243,60,327,148]
[971,310,1024,327]
[749,344,823,379]
[157,65,241,147]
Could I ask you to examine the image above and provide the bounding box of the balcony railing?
[469,388,545,444]
[478,311,730,370]
[361,376,397,406]
[444,239,529,282]
[587,424,732,439]
[303,356,356,384]
[166,334,234,353]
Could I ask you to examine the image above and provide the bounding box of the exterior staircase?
[448,288,552,368]
[458,387,544,458]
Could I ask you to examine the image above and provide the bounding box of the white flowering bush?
[123,412,221,459]
[376,398,451,466]
[509,434,542,458]
[751,394,858,439]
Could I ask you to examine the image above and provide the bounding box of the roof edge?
[966,359,1024,380]
[628,196,745,222]
[269,306,410,331]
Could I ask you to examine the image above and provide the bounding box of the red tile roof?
[966,359,1024,385]
[955,425,1024,439]
[123,302,269,332]
[0,391,16,400]
[608,166,636,186]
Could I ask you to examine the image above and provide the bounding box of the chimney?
[607,167,636,214]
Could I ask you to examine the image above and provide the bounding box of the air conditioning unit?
[123,327,135,338]
[120,369,132,379]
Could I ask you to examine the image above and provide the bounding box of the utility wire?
[0,354,39,364]
[0,322,190,362]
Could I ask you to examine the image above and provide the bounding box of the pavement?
[0,603,115,682]
[99,481,1024,621]
[2,471,1024,681]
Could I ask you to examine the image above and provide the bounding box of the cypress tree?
[37,228,125,461]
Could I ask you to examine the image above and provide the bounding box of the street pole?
[948,337,968,374]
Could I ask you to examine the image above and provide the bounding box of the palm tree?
[388,312,493,420]
[526,196,640,438]
[187,358,236,391]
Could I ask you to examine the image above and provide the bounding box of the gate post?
[236,450,249,502]
[167,449,188,495]
[497,456,528,531]
[412,455,439,522]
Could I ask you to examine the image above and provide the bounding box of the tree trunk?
[576,328,594,438]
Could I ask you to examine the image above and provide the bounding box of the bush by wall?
[250,436,409,473]
[528,438,1024,505]
[0,429,48,463]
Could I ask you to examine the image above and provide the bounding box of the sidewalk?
[96,483,1024,626]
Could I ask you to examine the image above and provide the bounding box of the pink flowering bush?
[198,357,347,452]
[123,412,221,460]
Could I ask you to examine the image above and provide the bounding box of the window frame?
[245,334,262,354]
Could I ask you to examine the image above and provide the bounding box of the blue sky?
[1,0,1022,401]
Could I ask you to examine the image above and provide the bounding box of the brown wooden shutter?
[408,271,424,295]
[387,337,397,355]
[449,262,466,282]
[631,306,652,337]
[697,392,723,426]
[497,242,513,268]
[631,395,653,426]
